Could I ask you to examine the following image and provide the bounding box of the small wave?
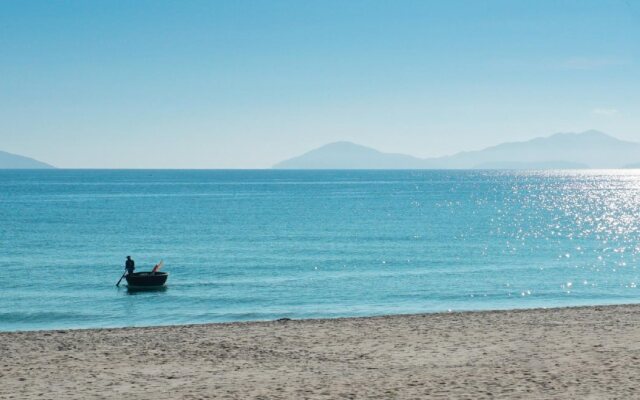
[0,311,98,324]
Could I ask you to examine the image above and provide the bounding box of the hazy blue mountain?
[0,150,54,169]
[273,141,432,169]
[474,161,589,170]
[274,131,640,169]
[431,130,640,169]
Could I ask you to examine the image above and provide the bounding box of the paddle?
[116,268,127,287]
[151,260,164,274]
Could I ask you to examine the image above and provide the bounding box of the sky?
[1,0,639,168]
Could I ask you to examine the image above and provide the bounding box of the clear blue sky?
[1,0,639,168]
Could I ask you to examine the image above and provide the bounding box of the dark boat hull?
[125,272,168,288]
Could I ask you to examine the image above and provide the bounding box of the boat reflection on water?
[126,285,168,295]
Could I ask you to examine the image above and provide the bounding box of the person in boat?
[125,256,135,275]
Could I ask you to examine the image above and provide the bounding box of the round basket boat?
[125,272,168,288]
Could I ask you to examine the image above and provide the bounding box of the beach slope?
[2,304,640,399]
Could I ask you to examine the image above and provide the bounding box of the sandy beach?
[2,304,640,399]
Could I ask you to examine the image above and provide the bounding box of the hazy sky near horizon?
[1,1,640,168]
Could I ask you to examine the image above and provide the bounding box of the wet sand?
[2,304,640,399]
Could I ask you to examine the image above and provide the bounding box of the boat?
[125,271,168,288]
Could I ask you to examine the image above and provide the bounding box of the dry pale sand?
[2,304,640,399]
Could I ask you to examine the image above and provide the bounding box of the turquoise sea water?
[2,169,640,331]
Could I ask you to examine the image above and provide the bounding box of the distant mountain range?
[274,130,640,169]
[0,150,54,169]
[3,130,640,170]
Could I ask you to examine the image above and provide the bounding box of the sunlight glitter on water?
[3,170,640,331]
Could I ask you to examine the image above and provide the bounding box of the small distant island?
[0,150,54,169]
[274,130,640,170]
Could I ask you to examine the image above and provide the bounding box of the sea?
[2,169,640,331]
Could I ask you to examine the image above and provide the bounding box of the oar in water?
[116,269,127,286]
